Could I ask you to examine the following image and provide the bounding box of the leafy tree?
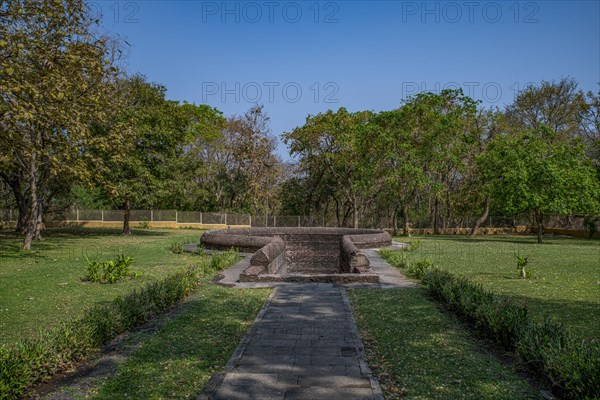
[225,105,279,215]
[0,0,120,248]
[506,77,588,140]
[372,108,430,236]
[582,89,600,174]
[92,75,203,234]
[163,102,226,211]
[182,105,279,214]
[401,89,478,234]
[284,108,379,228]
[462,108,505,235]
[479,130,599,243]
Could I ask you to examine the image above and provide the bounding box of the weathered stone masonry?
[200,227,392,282]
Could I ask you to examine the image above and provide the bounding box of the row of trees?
[2,1,599,248]
[1,0,280,248]
[282,79,600,243]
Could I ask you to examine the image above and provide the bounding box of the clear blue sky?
[97,0,600,159]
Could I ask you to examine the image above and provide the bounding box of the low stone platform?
[200,228,392,282]
[210,242,414,289]
[198,284,383,400]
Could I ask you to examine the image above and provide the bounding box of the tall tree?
[582,89,600,173]
[0,0,120,249]
[284,108,378,228]
[93,75,198,234]
[225,105,279,215]
[479,130,599,243]
[402,89,478,234]
[373,108,430,236]
[506,77,588,140]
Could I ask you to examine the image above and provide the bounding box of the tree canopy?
[1,2,597,246]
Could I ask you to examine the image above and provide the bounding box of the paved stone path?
[199,284,383,400]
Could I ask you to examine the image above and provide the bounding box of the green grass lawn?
[0,228,206,344]
[90,285,270,400]
[392,235,600,338]
[349,288,542,400]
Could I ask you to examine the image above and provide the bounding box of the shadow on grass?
[350,287,542,400]
[509,294,600,339]
[45,227,171,238]
[83,286,268,399]
[0,227,171,260]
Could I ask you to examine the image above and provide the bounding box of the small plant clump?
[408,258,434,279]
[169,240,206,255]
[136,219,151,230]
[169,241,186,254]
[406,240,422,252]
[207,248,240,272]
[379,248,410,269]
[515,254,531,279]
[84,254,140,284]
[379,249,433,279]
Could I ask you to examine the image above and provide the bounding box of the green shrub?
[515,254,532,279]
[380,249,432,279]
[406,240,422,252]
[379,249,411,269]
[407,259,433,279]
[169,240,205,255]
[0,268,200,399]
[169,241,186,254]
[421,268,600,398]
[84,254,139,284]
[136,219,151,230]
[208,248,240,272]
[517,317,600,399]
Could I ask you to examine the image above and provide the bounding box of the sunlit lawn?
[0,227,205,344]
[89,285,270,399]
[393,235,600,338]
[350,288,541,400]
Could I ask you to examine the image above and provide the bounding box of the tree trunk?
[534,210,544,244]
[23,148,38,250]
[352,200,359,229]
[342,206,351,227]
[0,173,27,234]
[433,196,440,235]
[392,207,398,236]
[402,203,411,237]
[33,195,49,241]
[470,195,490,237]
[34,211,43,241]
[122,198,131,235]
[334,197,341,227]
[17,209,27,234]
[444,190,451,229]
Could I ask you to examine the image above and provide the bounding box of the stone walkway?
[199,284,383,400]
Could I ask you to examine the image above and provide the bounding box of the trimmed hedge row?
[0,267,200,399]
[421,269,600,400]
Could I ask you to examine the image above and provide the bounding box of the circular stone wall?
[201,227,391,281]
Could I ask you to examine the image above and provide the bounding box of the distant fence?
[0,209,595,231]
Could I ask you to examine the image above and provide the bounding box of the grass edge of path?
[348,287,544,400]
